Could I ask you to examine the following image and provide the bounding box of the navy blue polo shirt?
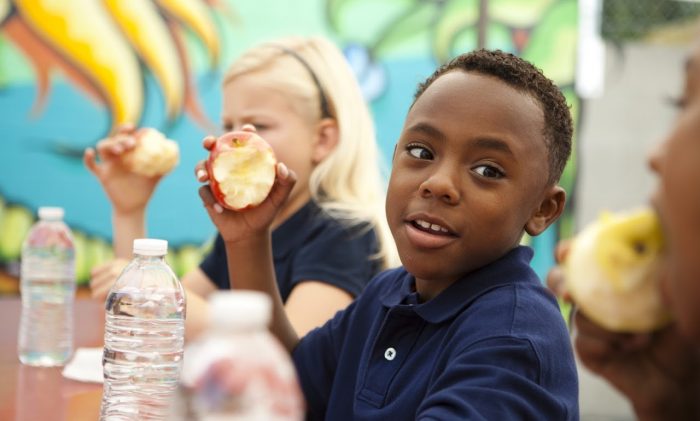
[199,200,381,302]
[293,246,579,420]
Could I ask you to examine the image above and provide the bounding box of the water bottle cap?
[209,290,272,330]
[38,207,64,220]
[133,238,168,256]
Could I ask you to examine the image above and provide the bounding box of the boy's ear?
[525,185,566,236]
[312,118,339,164]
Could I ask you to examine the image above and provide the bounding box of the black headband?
[267,44,333,119]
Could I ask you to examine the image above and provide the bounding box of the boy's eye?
[473,165,504,179]
[407,145,433,160]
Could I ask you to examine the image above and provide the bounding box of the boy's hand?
[83,123,162,215]
[196,126,297,244]
[547,240,700,419]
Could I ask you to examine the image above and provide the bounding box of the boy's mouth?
[405,217,458,249]
[411,219,453,236]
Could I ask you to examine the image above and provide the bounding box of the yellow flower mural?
[1,0,220,129]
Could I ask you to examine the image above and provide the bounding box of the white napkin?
[62,347,104,383]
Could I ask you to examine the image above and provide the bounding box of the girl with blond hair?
[85,36,396,338]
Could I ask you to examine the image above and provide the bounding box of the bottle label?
[21,252,75,281]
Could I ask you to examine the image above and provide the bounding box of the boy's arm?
[223,232,299,351]
[197,150,300,352]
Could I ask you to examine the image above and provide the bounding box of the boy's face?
[386,70,553,299]
[649,42,700,343]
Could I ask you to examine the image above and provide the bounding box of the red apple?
[206,131,277,211]
[122,127,179,177]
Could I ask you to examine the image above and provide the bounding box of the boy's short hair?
[413,49,573,185]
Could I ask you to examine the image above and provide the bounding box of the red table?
[0,296,105,420]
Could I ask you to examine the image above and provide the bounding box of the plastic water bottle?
[18,206,76,367]
[100,238,186,420]
[176,291,303,421]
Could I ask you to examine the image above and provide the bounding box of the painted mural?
[0,0,578,292]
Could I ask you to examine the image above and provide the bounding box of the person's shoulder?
[299,205,380,259]
[274,201,377,257]
[463,283,569,355]
[308,204,376,238]
[452,246,543,308]
[452,252,566,342]
[466,275,562,324]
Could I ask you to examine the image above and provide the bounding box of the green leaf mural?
[490,0,556,27]
[0,205,33,262]
[327,0,416,47]
[521,0,578,85]
[374,2,438,57]
[448,21,515,58]
[432,0,480,61]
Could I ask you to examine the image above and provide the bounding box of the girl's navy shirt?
[199,200,382,301]
[293,246,579,420]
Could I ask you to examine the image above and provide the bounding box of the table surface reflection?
[0,296,104,421]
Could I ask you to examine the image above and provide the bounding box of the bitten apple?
[206,131,277,211]
[564,208,672,332]
[122,127,180,177]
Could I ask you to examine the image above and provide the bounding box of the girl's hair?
[223,36,398,268]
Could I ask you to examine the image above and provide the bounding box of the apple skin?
[206,131,277,211]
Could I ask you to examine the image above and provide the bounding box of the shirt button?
[384,347,396,361]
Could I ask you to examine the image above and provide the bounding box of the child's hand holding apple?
[196,126,296,243]
[84,125,178,215]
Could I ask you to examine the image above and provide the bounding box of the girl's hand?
[83,123,162,215]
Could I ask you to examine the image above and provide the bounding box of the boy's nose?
[419,172,460,205]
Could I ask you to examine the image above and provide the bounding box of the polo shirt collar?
[380,246,536,324]
[272,200,319,259]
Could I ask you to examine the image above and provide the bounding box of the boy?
[198,49,579,419]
